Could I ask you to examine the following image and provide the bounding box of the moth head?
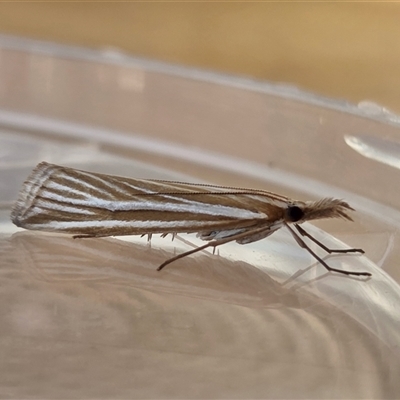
[284,198,354,223]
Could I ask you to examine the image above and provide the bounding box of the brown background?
[1,2,399,112]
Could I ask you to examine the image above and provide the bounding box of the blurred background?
[1,1,399,112]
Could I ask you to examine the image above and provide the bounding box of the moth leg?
[157,241,218,271]
[73,234,101,239]
[160,233,176,241]
[294,224,364,254]
[286,223,370,277]
[157,225,272,271]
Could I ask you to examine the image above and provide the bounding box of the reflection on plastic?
[345,134,400,170]
[1,231,400,397]
[9,231,296,307]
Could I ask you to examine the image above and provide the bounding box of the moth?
[11,162,370,277]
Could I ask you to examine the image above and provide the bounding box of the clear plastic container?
[1,35,400,398]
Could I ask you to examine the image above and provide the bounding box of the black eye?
[286,206,304,222]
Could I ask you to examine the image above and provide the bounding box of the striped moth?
[11,162,369,277]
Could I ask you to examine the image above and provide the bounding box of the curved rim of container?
[1,33,400,129]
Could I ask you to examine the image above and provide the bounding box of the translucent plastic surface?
[1,35,400,399]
